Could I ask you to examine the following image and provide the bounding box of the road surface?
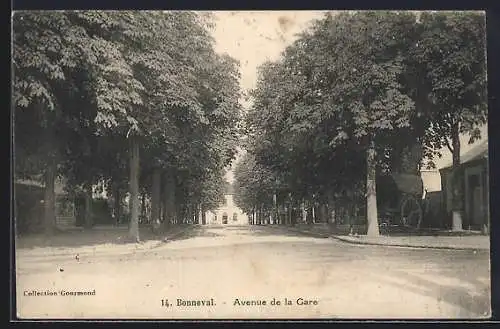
[16,225,491,319]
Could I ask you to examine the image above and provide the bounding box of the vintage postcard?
[13,10,491,319]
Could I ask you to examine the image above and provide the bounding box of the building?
[205,183,249,225]
[418,170,443,228]
[439,139,489,231]
[15,177,77,232]
[421,170,442,193]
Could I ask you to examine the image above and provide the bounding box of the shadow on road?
[15,225,192,250]
[166,226,224,241]
[371,269,490,318]
[237,225,332,238]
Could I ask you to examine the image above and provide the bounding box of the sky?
[211,11,326,183]
[208,11,489,185]
[211,11,326,99]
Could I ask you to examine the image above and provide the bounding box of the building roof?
[15,177,67,195]
[441,139,488,169]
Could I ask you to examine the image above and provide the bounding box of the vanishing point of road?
[16,225,490,319]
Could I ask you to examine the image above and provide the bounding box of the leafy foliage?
[13,11,242,234]
[235,11,487,229]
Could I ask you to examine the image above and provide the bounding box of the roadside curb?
[330,235,489,251]
[273,225,489,251]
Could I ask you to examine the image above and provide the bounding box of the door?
[472,186,483,226]
[467,173,483,227]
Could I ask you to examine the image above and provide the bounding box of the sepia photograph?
[12,10,490,319]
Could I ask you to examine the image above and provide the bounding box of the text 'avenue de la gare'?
[233,298,319,306]
[169,298,319,308]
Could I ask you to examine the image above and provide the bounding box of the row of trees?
[234,11,487,235]
[13,11,243,241]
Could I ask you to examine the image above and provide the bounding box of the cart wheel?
[400,195,423,229]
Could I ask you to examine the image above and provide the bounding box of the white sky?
[211,11,326,183]
[209,11,488,184]
[212,11,326,102]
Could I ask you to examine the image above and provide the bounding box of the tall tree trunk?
[194,203,200,224]
[258,206,262,225]
[141,192,147,223]
[273,193,278,225]
[151,168,161,227]
[84,186,93,229]
[128,137,140,242]
[301,201,306,223]
[163,171,176,227]
[353,204,359,234]
[113,184,121,225]
[451,121,463,231]
[186,204,192,224]
[201,204,207,225]
[162,174,169,226]
[320,203,328,224]
[366,139,380,237]
[43,159,56,235]
[327,191,335,224]
[161,195,166,223]
[307,202,312,225]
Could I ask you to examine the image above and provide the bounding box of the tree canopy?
[13,11,243,238]
[234,11,487,234]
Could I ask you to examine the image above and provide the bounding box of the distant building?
[439,140,489,231]
[205,183,249,225]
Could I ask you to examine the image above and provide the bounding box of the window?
[222,213,228,224]
[233,213,238,221]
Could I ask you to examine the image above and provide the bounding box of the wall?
[439,158,489,230]
[205,194,249,225]
[421,170,442,193]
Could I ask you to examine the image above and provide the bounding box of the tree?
[234,152,277,224]
[409,12,487,230]
[299,12,420,236]
[13,11,102,235]
[242,12,431,235]
[71,11,225,241]
[13,11,242,241]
